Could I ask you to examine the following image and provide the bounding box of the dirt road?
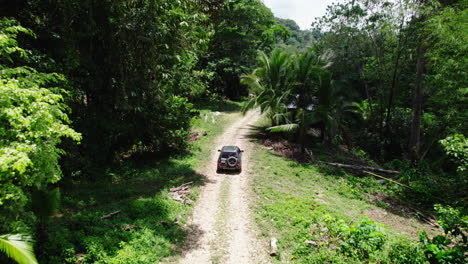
[178,111,269,264]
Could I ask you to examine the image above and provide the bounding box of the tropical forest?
[0,0,466,263]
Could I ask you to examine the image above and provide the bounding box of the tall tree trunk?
[383,18,407,159]
[409,39,426,162]
[299,109,306,154]
[299,125,306,154]
[384,18,405,131]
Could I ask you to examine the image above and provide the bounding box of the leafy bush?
[0,18,80,232]
[388,239,427,264]
[303,215,432,263]
[420,205,467,264]
[439,134,468,172]
[340,218,387,260]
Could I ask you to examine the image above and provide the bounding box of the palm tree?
[0,234,38,264]
[243,47,350,152]
[241,49,294,125]
[267,48,334,152]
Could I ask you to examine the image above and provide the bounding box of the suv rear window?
[221,152,237,158]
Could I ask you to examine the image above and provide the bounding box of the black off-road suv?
[217,146,243,172]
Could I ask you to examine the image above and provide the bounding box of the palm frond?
[0,234,38,264]
[241,97,257,115]
[240,73,263,92]
[267,123,299,133]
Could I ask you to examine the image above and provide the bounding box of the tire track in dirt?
[177,110,269,264]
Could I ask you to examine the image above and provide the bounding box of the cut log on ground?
[318,161,400,174]
[101,210,121,219]
[270,237,278,256]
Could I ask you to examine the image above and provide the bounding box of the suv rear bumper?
[217,165,241,171]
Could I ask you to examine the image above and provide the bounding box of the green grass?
[40,101,241,264]
[251,146,429,263]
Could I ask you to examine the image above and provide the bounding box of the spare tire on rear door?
[227,156,238,167]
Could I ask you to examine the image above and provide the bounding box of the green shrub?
[420,205,467,264]
[0,18,80,233]
[439,134,468,172]
[340,218,387,260]
[388,239,427,264]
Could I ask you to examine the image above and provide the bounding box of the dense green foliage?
[251,146,430,263]
[311,0,467,207]
[6,0,209,167]
[2,0,284,168]
[243,0,467,207]
[0,0,466,262]
[202,0,287,98]
[420,205,467,263]
[242,47,342,151]
[39,102,241,263]
[243,1,467,262]
[0,17,80,264]
[274,18,322,52]
[1,0,282,261]
[0,18,80,232]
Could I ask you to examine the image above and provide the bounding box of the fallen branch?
[170,181,193,192]
[363,171,439,228]
[122,224,136,231]
[363,171,408,188]
[169,182,194,205]
[175,213,182,226]
[101,210,121,219]
[318,161,400,174]
[305,148,314,160]
[270,237,278,256]
[305,240,317,246]
[169,193,185,203]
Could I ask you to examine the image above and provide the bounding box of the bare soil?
[176,111,270,264]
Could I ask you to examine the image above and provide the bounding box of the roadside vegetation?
[242,1,467,263]
[250,119,464,264]
[1,0,277,262]
[36,101,241,263]
[1,0,466,263]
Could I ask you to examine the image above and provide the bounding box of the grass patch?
[251,148,430,263]
[193,99,242,113]
[41,102,241,264]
